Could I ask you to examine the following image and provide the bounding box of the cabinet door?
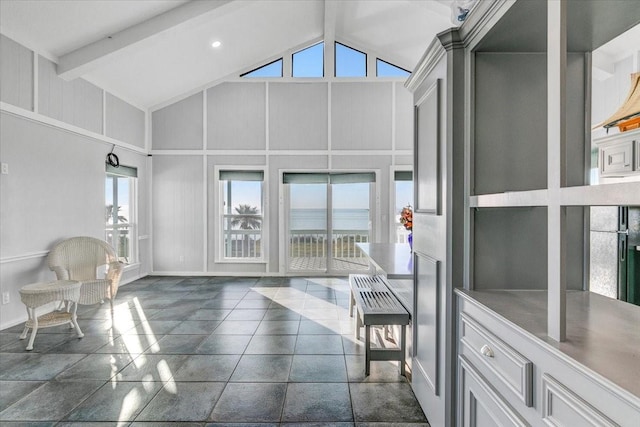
[542,374,617,427]
[600,141,633,175]
[458,356,529,427]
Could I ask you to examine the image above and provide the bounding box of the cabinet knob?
[480,344,494,358]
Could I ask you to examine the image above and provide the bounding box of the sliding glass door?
[285,172,373,274]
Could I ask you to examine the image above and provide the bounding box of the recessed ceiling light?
[211,41,222,48]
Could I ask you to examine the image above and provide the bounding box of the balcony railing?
[224,228,262,258]
[105,223,133,263]
[222,228,371,267]
[289,229,370,259]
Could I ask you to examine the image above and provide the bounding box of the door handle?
[620,235,627,262]
[480,344,494,358]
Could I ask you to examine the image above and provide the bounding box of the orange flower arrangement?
[400,205,413,231]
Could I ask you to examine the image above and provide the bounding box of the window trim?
[105,168,138,264]
[240,58,283,78]
[215,166,267,263]
[390,166,413,244]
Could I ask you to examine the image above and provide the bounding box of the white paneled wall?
[207,83,266,150]
[0,35,33,111]
[152,92,203,150]
[38,56,104,134]
[152,80,413,275]
[269,83,328,151]
[331,82,393,150]
[152,155,204,272]
[0,35,150,330]
[106,93,146,148]
[395,82,414,151]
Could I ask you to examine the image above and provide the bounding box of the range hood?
[597,72,640,132]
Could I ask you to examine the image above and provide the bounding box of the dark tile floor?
[0,276,429,426]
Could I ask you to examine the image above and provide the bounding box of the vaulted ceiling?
[0,0,456,109]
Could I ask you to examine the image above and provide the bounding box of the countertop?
[356,243,413,279]
[357,243,413,315]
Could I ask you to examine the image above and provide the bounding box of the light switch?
[1,163,8,175]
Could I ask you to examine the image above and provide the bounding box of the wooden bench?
[349,274,410,376]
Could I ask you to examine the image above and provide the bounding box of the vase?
[407,232,413,251]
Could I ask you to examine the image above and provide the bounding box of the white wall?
[151,80,414,275]
[592,54,638,134]
[0,34,150,329]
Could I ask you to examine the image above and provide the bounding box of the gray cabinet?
[406,28,466,427]
[458,355,529,427]
[408,1,640,425]
[457,290,640,427]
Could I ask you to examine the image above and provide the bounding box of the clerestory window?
[292,42,324,77]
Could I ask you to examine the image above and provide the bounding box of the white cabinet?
[595,129,640,177]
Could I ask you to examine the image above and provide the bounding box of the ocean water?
[290,208,370,231]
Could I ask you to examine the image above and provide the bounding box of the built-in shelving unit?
[455,0,640,425]
[408,1,640,425]
[464,0,640,339]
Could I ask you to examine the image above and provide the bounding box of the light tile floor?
[0,276,429,426]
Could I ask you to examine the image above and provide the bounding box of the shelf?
[470,182,640,208]
[560,182,640,206]
[470,189,548,208]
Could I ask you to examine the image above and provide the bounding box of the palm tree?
[231,204,261,229]
[231,204,261,256]
[105,204,128,225]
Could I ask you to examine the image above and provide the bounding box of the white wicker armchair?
[48,236,123,310]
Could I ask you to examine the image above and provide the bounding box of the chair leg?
[26,308,38,351]
[19,306,30,339]
[70,302,84,338]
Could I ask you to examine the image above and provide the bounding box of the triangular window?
[335,42,366,77]
[241,58,283,78]
[292,42,324,77]
[376,59,411,78]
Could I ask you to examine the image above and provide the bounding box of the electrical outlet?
[1,163,8,175]
[1,292,9,305]
[179,255,184,263]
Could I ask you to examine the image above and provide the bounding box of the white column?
[547,0,567,342]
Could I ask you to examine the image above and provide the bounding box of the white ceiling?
[0,0,454,109]
[2,1,637,110]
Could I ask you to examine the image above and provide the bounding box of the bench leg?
[349,290,355,317]
[365,325,371,376]
[355,310,363,340]
[400,325,407,376]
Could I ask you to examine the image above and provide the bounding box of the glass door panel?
[331,182,371,273]
[288,183,327,272]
